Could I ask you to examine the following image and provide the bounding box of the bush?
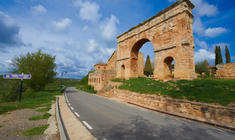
[12,50,56,91]
[195,60,209,76]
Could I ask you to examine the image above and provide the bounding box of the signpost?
[3,73,31,102]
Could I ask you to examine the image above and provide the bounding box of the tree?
[12,50,56,91]
[195,60,209,76]
[225,45,231,63]
[144,55,153,76]
[215,46,223,65]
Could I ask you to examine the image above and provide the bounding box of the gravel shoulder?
[0,103,59,140]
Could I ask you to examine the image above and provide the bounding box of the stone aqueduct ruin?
[116,0,195,80]
[89,0,196,90]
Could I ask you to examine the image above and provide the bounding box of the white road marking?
[68,103,71,106]
[74,112,80,117]
[82,121,93,130]
[71,107,74,110]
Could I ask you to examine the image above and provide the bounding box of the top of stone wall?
[216,63,235,69]
[117,0,194,39]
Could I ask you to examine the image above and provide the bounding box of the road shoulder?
[58,95,96,140]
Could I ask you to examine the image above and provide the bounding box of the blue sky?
[0,0,234,79]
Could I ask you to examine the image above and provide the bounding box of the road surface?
[65,87,235,140]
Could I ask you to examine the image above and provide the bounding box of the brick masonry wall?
[216,63,235,79]
[99,82,235,129]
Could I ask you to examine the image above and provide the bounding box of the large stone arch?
[116,0,195,80]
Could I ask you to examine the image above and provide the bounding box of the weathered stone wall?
[116,0,195,80]
[138,52,144,77]
[100,82,235,129]
[107,51,117,71]
[216,63,235,79]
[88,70,116,91]
[94,64,108,71]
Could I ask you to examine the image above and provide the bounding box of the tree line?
[196,45,231,76]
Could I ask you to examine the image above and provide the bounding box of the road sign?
[3,74,31,79]
[3,73,31,103]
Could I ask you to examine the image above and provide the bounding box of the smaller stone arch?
[163,56,175,79]
[121,64,125,79]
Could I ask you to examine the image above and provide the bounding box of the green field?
[112,78,235,106]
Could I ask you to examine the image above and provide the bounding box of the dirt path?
[0,104,59,140]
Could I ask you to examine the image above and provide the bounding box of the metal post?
[19,79,23,102]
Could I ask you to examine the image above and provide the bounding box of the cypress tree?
[215,46,218,65]
[218,46,223,64]
[225,45,231,63]
[144,55,153,76]
[215,46,223,65]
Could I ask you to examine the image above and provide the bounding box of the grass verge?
[36,107,51,112]
[76,85,97,94]
[29,113,51,121]
[22,124,49,136]
[0,90,61,115]
[76,75,97,94]
[112,78,235,106]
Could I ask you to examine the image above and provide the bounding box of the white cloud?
[31,5,47,16]
[195,38,208,49]
[74,0,101,22]
[191,0,218,17]
[195,49,215,63]
[83,25,88,31]
[87,39,97,52]
[52,18,71,32]
[193,18,204,36]
[99,15,119,41]
[193,18,227,37]
[205,27,227,37]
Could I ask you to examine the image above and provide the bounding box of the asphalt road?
[65,87,235,140]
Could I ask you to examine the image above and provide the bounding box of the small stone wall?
[100,84,235,129]
[88,70,116,91]
[216,63,235,79]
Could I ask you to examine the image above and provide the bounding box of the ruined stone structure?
[216,63,235,79]
[89,0,196,90]
[116,0,195,80]
[89,52,143,91]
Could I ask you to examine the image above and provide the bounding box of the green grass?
[0,125,2,128]
[76,75,97,94]
[0,90,61,115]
[29,113,51,120]
[112,78,235,106]
[22,124,49,136]
[36,107,51,112]
[76,85,97,94]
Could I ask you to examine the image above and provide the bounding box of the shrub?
[12,50,56,91]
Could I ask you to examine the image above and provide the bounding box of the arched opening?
[121,64,125,79]
[163,56,175,79]
[130,39,155,78]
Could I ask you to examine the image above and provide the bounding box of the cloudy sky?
[0,0,234,79]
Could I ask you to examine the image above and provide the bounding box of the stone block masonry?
[216,63,235,79]
[99,84,235,129]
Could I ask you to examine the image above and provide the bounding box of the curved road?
[64,87,235,140]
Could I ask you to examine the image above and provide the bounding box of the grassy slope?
[76,75,97,94]
[112,78,235,106]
